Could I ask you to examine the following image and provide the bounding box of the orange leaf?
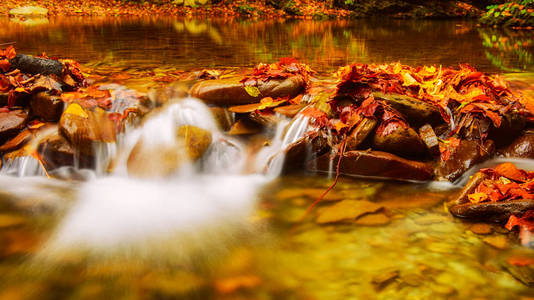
[468,192,488,204]
[495,163,528,182]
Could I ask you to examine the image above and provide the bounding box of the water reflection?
[479,27,534,72]
[1,17,533,73]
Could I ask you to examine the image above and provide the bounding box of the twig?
[291,135,347,230]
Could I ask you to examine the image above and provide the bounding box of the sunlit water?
[0,17,533,299]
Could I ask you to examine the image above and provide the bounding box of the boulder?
[190,76,305,105]
[308,150,434,181]
[276,133,328,174]
[127,125,212,178]
[9,54,63,76]
[450,199,534,223]
[489,113,525,147]
[346,117,377,150]
[59,103,115,155]
[0,130,32,153]
[373,92,443,126]
[9,6,48,17]
[37,134,93,171]
[0,109,28,144]
[499,130,534,159]
[31,92,63,122]
[373,122,426,158]
[436,139,495,182]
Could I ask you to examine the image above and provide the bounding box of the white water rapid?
[0,96,311,259]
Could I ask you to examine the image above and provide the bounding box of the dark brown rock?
[31,92,63,122]
[418,124,440,157]
[436,139,495,182]
[9,54,63,76]
[38,134,93,170]
[499,130,534,159]
[489,113,525,147]
[373,123,426,158]
[373,92,443,126]
[450,199,534,223]
[0,109,28,144]
[346,117,377,150]
[277,133,328,174]
[308,150,434,182]
[190,76,305,105]
[0,130,32,153]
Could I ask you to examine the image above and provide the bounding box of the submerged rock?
[190,76,305,105]
[316,200,383,224]
[308,150,433,181]
[0,109,28,144]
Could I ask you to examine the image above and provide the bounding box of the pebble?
[469,223,493,235]
[483,235,508,250]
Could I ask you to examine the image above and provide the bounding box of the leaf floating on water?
[244,85,261,97]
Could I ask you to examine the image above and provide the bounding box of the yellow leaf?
[468,192,488,204]
[244,85,261,97]
[334,121,348,132]
[401,71,418,87]
[63,103,88,118]
[14,87,26,93]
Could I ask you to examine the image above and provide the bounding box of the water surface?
[0,17,533,300]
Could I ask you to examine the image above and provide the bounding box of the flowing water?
[0,17,534,299]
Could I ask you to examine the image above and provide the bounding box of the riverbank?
[1,0,484,19]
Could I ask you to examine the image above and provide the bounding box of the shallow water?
[0,17,534,299]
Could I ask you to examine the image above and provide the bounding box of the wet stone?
[190,76,305,105]
[483,235,508,250]
[469,223,493,235]
[309,150,434,182]
[276,188,343,202]
[354,213,391,226]
[371,270,399,290]
[31,91,64,122]
[0,109,28,144]
[316,200,383,224]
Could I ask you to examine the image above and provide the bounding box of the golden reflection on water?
[1,17,533,74]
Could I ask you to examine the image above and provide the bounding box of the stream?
[0,16,533,299]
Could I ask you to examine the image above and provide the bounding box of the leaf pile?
[467,163,534,204]
[335,62,530,130]
[0,46,86,107]
[241,57,313,91]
